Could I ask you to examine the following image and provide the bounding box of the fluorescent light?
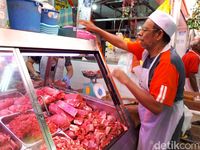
[21,53,80,57]
[138,26,142,30]
[92,4,98,10]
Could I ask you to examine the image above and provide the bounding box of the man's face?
[137,19,159,50]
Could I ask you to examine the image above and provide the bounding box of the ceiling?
[90,0,159,35]
[91,0,159,20]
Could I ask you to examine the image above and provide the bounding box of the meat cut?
[0,132,20,150]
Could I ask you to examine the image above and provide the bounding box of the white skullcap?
[148,10,176,37]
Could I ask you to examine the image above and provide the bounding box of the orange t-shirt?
[127,41,184,106]
[127,40,144,60]
[182,50,200,77]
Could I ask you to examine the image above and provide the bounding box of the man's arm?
[26,57,39,78]
[112,69,163,114]
[189,73,199,92]
[66,65,73,79]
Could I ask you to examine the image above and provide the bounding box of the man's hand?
[63,75,71,88]
[112,69,129,85]
[79,20,98,32]
[33,72,41,80]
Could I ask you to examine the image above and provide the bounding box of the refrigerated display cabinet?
[0,28,138,150]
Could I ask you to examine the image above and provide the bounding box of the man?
[26,56,73,87]
[182,36,200,92]
[26,56,41,80]
[80,10,185,150]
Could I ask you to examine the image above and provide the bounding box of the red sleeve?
[182,52,200,77]
[127,40,144,60]
[149,61,179,106]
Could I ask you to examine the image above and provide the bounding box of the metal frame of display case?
[0,28,138,149]
[0,47,56,150]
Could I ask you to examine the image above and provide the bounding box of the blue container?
[40,23,59,35]
[7,0,42,32]
[41,9,59,25]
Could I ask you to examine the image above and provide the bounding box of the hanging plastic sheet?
[59,7,73,26]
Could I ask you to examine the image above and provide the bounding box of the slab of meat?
[35,89,45,96]
[8,104,32,113]
[76,109,89,117]
[48,103,74,122]
[64,94,84,108]
[42,87,60,96]
[0,96,32,116]
[0,132,20,150]
[48,114,70,129]
[55,92,66,100]
[38,95,56,105]
[0,109,13,116]
[49,103,64,115]
[13,96,29,105]
[57,100,77,117]
[0,98,14,110]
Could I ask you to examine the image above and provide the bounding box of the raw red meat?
[76,109,89,117]
[0,98,14,110]
[9,104,32,113]
[99,111,107,120]
[40,135,85,150]
[0,109,12,116]
[3,87,128,150]
[64,94,84,108]
[65,94,83,102]
[8,112,58,140]
[93,129,105,143]
[0,132,19,150]
[13,96,29,105]
[69,124,80,133]
[85,124,95,133]
[83,105,93,112]
[38,95,56,105]
[107,115,116,122]
[49,103,65,115]
[48,103,74,123]
[73,117,83,125]
[35,89,45,96]
[55,92,66,100]
[65,130,77,140]
[48,114,70,129]
[88,139,98,150]
[42,87,60,96]
[64,113,74,123]
[57,100,77,117]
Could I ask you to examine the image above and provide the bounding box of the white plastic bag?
[182,105,193,135]
[117,52,133,76]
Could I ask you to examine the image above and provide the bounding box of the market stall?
[0,28,138,150]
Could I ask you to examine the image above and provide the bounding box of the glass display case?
[0,28,138,150]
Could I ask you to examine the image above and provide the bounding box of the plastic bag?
[117,52,133,76]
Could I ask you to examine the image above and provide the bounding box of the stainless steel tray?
[1,112,44,147]
[0,122,22,150]
[0,91,33,117]
[0,111,62,149]
[0,90,23,100]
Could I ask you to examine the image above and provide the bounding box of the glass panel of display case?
[0,49,56,150]
[0,50,23,93]
[20,52,130,150]
[23,54,112,103]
